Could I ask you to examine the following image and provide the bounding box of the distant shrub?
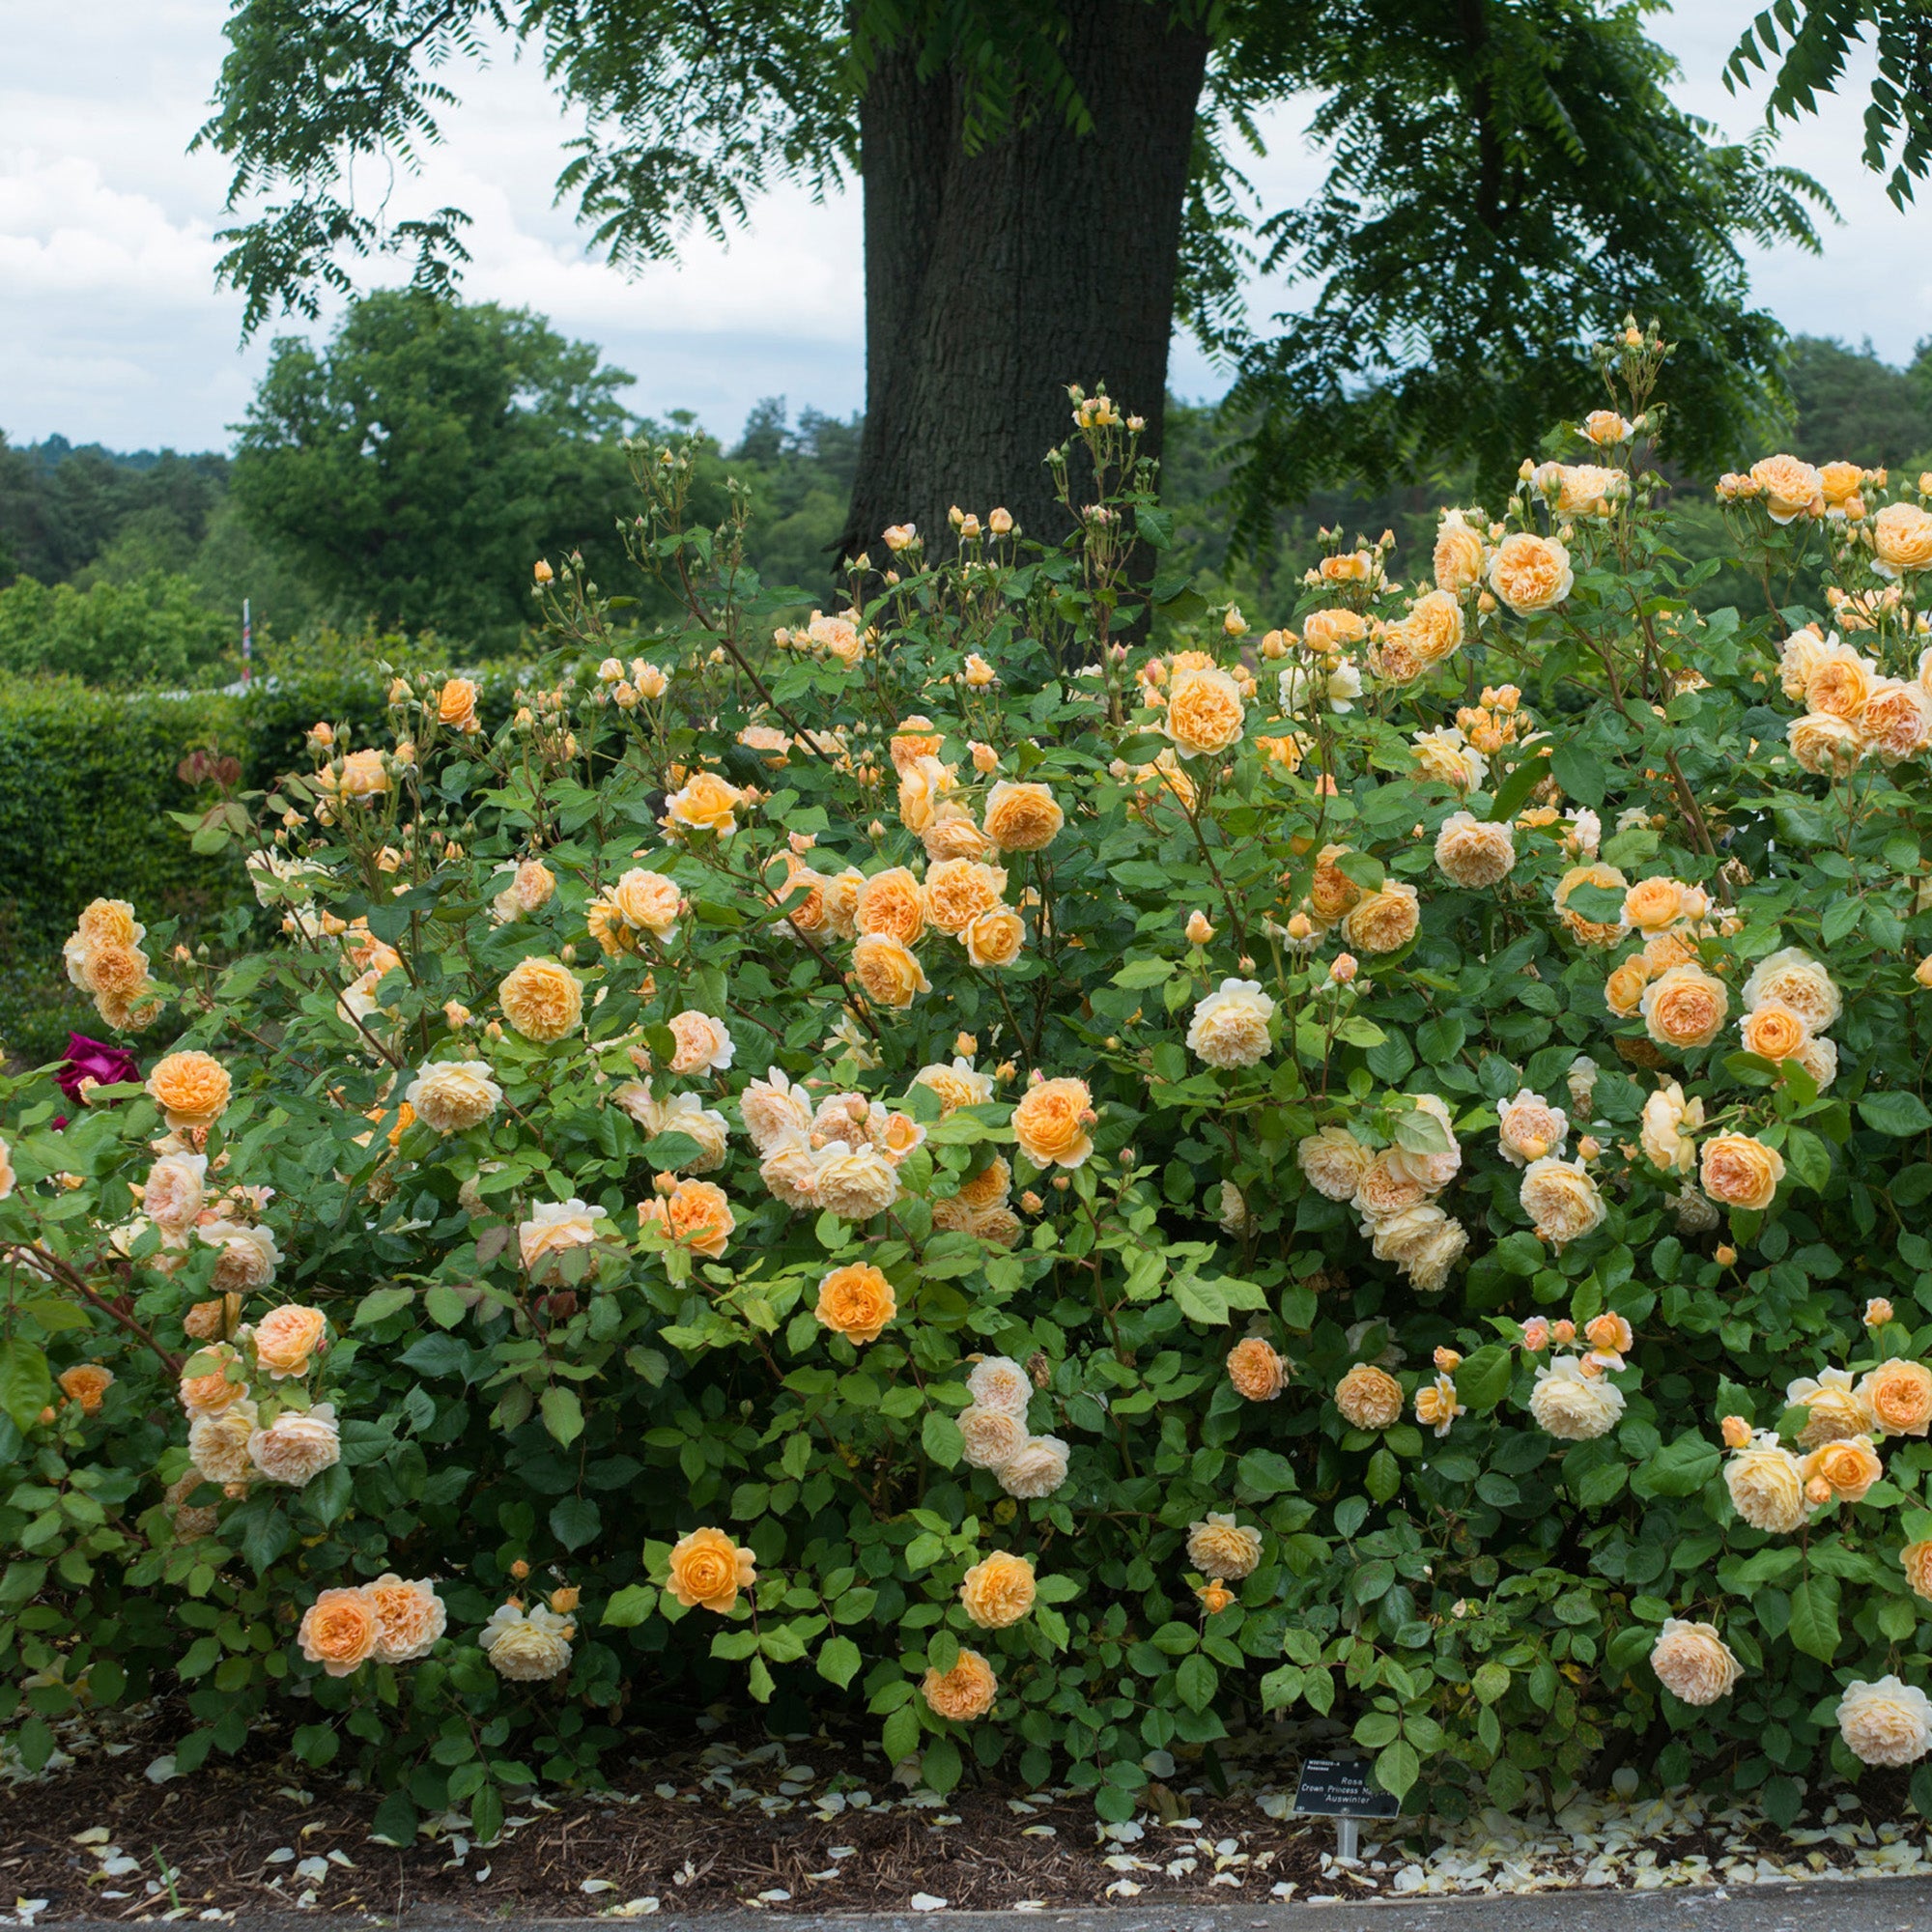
[0,572,238,688]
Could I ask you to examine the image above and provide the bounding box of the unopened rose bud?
[1721,1414,1752,1450]
[443,1000,470,1028]
[599,657,623,681]
[1551,1320,1577,1345]
[1223,607,1248,639]
[1520,1318,1549,1351]
[533,559,554,584]
[509,1558,530,1579]
[1052,1175,1070,1191]
[1020,1190,1044,1214]
[989,507,1013,536]
[995,1062,1016,1084]
[550,1586,581,1614]
[1916,955,1932,989]
[1185,910,1214,946]
[954,1033,978,1058]
[1434,1347,1462,1373]
[948,504,965,530]
[1866,1297,1894,1328]
[1237,953,1256,972]
[1805,1476,1832,1507]
[1716,1244,1737,1267]
[1330,952,1358,984]
[1286,912,1315,943]
[970,741,1000,774]
[1577,1135,1601,1161]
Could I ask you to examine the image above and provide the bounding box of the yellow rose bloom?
[667,1525,756,1613]
[498,956,582,1042]
[959,1550,1037,1628]
[813,1263,896,1345]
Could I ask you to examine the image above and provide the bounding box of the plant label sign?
[1292,1758,1400,1819]
[1293,1758,1398,1860]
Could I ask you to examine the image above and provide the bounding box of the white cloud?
[1,0,1927,452]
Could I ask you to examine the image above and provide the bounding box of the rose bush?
[12,329,1932,1841]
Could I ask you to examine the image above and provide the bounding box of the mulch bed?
[1,1711,1922,1920]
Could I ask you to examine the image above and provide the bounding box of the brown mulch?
[0,1717,1351,1920]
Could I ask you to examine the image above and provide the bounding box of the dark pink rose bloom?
[56,1034,140,1118]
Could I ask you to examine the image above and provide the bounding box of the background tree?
[232,293,635,639]
[197,0,1910,569]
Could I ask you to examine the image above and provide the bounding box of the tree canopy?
[231,293,636,638]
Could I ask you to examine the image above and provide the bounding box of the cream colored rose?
[1388,1092,1461,1191]
[1725,1431,1807,1532]
[1297,1127,1372,1201]
[199,1218,283,1294]
[1639,964,1728,1051]
[1748,453,1824,523]
[1639,1082,1702,1174]
[1787,1368,1874,1448]
[1403,1212,1468,1292]
[498,956,582,1042]
[811,1146,900,1221]
[1872,500,1932,577]
[982,781,1064,852]
[1496,1090,1568,1167]
[368,1575,446,1662]
[1698,1133,1783,1210]
[916,1057,994,1113]
[1335,1364,1403,1431]
[1651,1619,1742,1705]
[1164,666,1246,757]
[1186,978,1275,1068]
[1342,881,1421,954]
[1787,710,1865,776]
[1187,1513,1263,1580]
[1353,1150,1428,1221]
[519,1198,611,1281]
[739,1068,812,1151]
[1528,1356,1623,1439]
[1742,949,1841,1031]
[188,1399,259,1483]
[1779,627,1831,698]
[1838,1676,1932,1766]
[1520,1157,1605,1250]
[895,754,955,834]
[1903,1541,1932,1602]
[1856,1358,1932,1438]
[142,1151,208,1236]
[967,1356,1034,1415]
[1488,532,1574,613]
[852,933,930,1009]
[1435,812,1515,888]
[405,1060,502,1133]
[248,1403,342,1487]
[999,1435,1069,1499]
[1554,864,1629,947]
[481,1604,575,1681]
[1410,725,1485,791]
[1402,587,1465,664]
[959,1404,1027,1470]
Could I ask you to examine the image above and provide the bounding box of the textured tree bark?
[840,0,1211,565]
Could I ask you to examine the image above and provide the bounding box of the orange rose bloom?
[147,1050,232,1130]
[58,1363,113,1413]
[1308,844,1363,923]
[252,1304,327,1379]
[1013,1077,1096,1170]
[1857,1359,1932,1438]
[957,1157,1011,1209]
[1604,956,1650,1017]
[664,770,747,837]
[1623,877,1689,932]
[1748,453,1824,523]
[923,1649,998,1720]
[852,933,930,1008]
[959,1550,1037,1629]
[178,1344,246,1416]
[1639,965,1728,1051]
[438,678,479,733]
[1699,1133,1784,1211]
[639,1179,735,1259]
[1227,1337,1286,1402]
[498,956,582,1041]
[855,867,927,945]
[298,1586,380,1677]
[923,859,1007,936]
[963,906,1026,968]
[1164,667,1247,758]
[1335,1364,1403,1431]
[667,1525,757,1613]
[890,719,946,774]
[982,781,1064,852]
[1902,1540,1932,1602]
[814,1263,896,1345]
[367,1575,447,1662]
[1803,1435,1882,1504]
[1740,1003,1809,1063]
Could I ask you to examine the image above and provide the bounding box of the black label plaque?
[1291,1757,1400,1820]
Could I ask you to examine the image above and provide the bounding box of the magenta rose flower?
[56,1034,140,1119]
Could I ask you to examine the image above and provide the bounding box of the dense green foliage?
[14,342,1932,1838]
[0,575,238,690]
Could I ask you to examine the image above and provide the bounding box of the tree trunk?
[840,0,1211,567]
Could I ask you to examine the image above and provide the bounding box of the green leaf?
[817,1635,862,1689]
[1782,1125,1832,1192]
[1789,1577,1841,1662]
[1860,1091,1932,1138]
[549,1495,601,1550]
[921,1409,964,1468]
[0,1337,50,1432]
[1634,1432,1720,1498]
[540,1385,584,1447]
[371,1791,419,1848]
[354,1285,414,1327]
[1549,742,1606,807]
[602,1584,657,1628]
[1236,1448,1298,1497]
[1375,1740,1419,1803]
[1175,1653,1217,1713]
[470,1784,504,1849]
[1453,1345,1513,1412]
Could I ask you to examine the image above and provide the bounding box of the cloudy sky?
[4,2,1929,456]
